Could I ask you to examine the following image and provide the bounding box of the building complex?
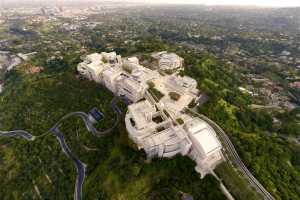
[77,51,224,178]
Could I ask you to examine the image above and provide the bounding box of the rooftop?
[128,100,156,130]
[184,119,221,156]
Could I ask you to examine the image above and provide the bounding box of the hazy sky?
[132,0,300,7]
[1,0,300,8]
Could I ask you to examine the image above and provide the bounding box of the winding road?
[50,97,122,137]
[0,130,36,141]
[0,97,274,200]
[0,96,121,200]
[51,127,87,200]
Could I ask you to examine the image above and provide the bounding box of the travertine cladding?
[77,52,224,178]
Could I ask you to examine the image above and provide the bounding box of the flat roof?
[150,127,179,145]
[128,100,156,130]
[86,53,102,62]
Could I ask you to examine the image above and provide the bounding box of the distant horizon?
[0,0,300,8]
[125,0,300,8]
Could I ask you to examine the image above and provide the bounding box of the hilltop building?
[152,51,184,71]
[77,51,224,178]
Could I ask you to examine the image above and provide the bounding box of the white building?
[149,74,200,117]
[152,52,184,71]
[143,126,192,158]
[125,99,192,157]
[102,52,121,64]
[184,118,224,178]
[117,77,147,102]
[102,67,124,93]
[132,68,160,86]
[77,53,107,83]
[125,98,224,178]
[78,51,224,178]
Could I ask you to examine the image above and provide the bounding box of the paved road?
[185,108,274,200]
[51,97,121,137]
[51,127,86,200]
[0,130,36,141]
[0,96,121,200]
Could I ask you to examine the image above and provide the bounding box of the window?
[130,118,136,127]
[156,126,166,133]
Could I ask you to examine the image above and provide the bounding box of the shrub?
[169,92,181,101]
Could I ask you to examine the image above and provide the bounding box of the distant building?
[281,50,291,56]
[41,6,62,16]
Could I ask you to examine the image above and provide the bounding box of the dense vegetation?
[0,50,225,199]
[180,49,300,200]
[114,37,300,199]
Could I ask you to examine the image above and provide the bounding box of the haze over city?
[128,0,300,7]
[1,0,300,7]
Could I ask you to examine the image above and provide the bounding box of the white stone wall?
[78,52,224,179]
